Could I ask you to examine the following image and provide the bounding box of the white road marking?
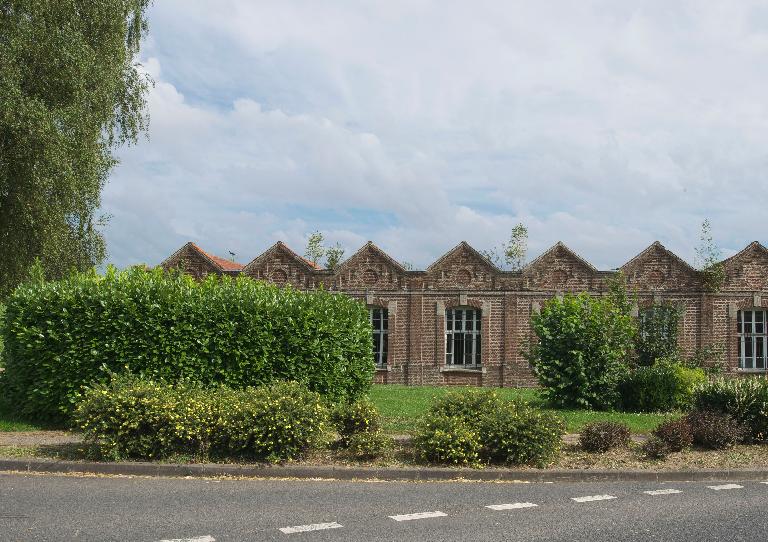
[486,502,538,510]
[389,511,447,522]
[159,537,215,542]
[761,482,768,484]
[571,494,617,503]
[707,484,744,491]
[644,489,682,495]
[279,523,343,534]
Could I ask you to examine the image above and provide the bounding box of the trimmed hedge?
[74,375,330,461]
[619,360,706,412]
[693,378,768,441]
[413,390,565,467]
[1,267,374,422]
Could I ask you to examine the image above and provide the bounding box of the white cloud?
[103,0,768,270]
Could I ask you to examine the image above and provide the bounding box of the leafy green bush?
[477,402,565,467]
[619,360,707,412]
[642,436,669,459]
[578,421,631,453]
[693,378,768,441]
[331,398,382,446]
[635,304,681,366]
[74,375,330,462]
[414,389,565,467]
[344,431,393,460]
[527,281,636,410]
[413,414,482,467]
[651,418,693,452]
[685,410,746,450]
[2,267,374,422]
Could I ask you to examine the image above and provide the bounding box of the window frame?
[445,307,482,368]
[738,308,767,371]
[369,306,388,369]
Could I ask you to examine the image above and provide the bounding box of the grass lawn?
[369,384,673,434]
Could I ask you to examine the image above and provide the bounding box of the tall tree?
[304,231,325,266]
[694,219,725,292]
[0,0,152,296]
[324,242,345,271]
[504,223,528,271]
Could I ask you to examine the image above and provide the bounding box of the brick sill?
[736,368,768,373]
[375,366,391,372]
[440,366,486,374]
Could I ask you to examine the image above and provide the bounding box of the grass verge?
[369,384,673,434]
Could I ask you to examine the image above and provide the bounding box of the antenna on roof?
[228,251,236,262]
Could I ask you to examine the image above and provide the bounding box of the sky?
[103,0,768,271]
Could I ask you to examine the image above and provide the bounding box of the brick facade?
[160,239,768,387]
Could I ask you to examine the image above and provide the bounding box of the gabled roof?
[720,241,768,265]
[243,241,323,273]
[333,241,407,275]
[160,242,244,272]
[523,241,597,273]
[427,241,501,273]
[620,241,696,273]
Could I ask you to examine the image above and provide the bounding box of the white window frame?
[738,309,767,371]
[370,307,388,368]
[445,307,482,368]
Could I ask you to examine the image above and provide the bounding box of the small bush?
[620,360,707,412]
[642,436,669,459]
[652,418,693,452]
[331,398,382,446]
[478,402,565,467]
[74,375,329,462]
[685,410,747,450]
[344,431,393,460]
[413,414,482,467]
[693,378,768,441]
[579,421,631,453]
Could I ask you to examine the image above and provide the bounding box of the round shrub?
[651,418,693,452]
[685,410,747,450]
[619,360,706,412]
[331,398,382,446]
[344,431,393,461]
[693,378,768,441]
[74,375,330,462]
[2,267,374,422]
[413,414,482,467]
[579,421,631,453]
[478,402,565,467]
[642,436,669,460]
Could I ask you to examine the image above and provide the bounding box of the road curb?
[2,457,768,483]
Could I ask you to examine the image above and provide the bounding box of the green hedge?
[693,378,768,441]
[74,375,330,461]
[1,267,374,422]
[619,360,706,412]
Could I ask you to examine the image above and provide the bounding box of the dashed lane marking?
[486,503,538,511]
[159,537,215,542]
[389,511,448,522]
[571,495,617,503]
[644,489,682,495]
[707,484,743,491]
[279,523,343,534]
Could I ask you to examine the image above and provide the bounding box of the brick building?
[160,239,768,387]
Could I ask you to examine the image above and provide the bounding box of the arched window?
[370,307,388,368]
[738,309,767,370]
[445,308,481,367]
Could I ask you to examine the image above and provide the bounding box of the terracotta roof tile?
[190,243,244,272]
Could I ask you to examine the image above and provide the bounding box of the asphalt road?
[1,472,767,541]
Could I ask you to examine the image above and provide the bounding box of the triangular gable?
[159,242,243,275]
[427,241,500,273]
[523,242,597,274]
[242,241,323,274]
[620,241,698,290]
[333,241,407,276]
[720,241,768,291]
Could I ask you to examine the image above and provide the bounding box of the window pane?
[373,334,381,365]
[476,334,482,365]
[446,310,453,331]
[745,338,754,368]
[372,310,381,330]
[757,337,764,369]
[382,310,388,331]
[382,333,388,366]
[454,334,465,364]
[466,314,473,331]
[454,312,462,331]
[476,311,481,331]
[738,311,743,334]
[738,339,742,367]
